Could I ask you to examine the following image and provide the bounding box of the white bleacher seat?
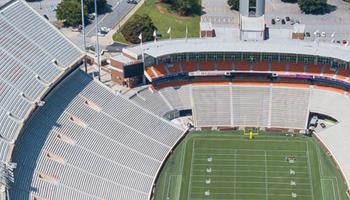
[10,70,185,200]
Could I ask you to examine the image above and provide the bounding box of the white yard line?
[306,142,315,200]
[187,139,196,200]
[233,149,237,200]
[264,151,268,200]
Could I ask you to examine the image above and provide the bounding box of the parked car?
[314,31,320,37]
[286,16,290,21]
[276,16,280,22]
[100,27,110,33]
[97,31,106,37]
[320,123,326,128]
[127,0,138,4]
[343,40,348,44]
[321,32,326,37]
[71,25,82,32]
[305,32,311,37]
[88,13,95,20]
[281,19,286,25]
[271,19,276,25]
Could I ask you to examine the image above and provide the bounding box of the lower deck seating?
[192,85,232,127]
[270,87,310,129]
[191,84,309,129]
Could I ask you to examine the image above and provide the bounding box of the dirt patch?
[155,2,167,14]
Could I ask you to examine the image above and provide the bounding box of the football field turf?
[154,131,349,200]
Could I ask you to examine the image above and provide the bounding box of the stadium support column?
[81,0,87,73]
[94,0,101,81]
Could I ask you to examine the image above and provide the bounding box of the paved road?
[85,0,136,37]
[28,0,136,42]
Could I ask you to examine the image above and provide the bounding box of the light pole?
[94,0,101,81]
[81,0,88,73]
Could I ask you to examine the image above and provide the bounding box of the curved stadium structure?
[0,0,350,200]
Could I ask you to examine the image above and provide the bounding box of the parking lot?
[266,0,350,43]
[201,0,239,27]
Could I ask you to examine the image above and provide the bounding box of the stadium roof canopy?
[124,38,350,62]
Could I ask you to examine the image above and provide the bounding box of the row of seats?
[191,84,310,129]
[10,70,186,200]
[142,83,310,129]
[126,85,193,118]
[0,0,82,147]
[145,60,349,80]
[1,1,81,67]
[129,88,172,117]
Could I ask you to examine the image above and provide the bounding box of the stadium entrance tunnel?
[307,112,338,135]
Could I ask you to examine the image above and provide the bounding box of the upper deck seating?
[10,70,185,200]
[252,61,269,72]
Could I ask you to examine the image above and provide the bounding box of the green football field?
[154,131,349,200]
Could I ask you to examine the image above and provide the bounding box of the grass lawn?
[154,131,349,200]
[113,0,200,43]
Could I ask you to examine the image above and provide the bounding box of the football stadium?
[0,0,350,199]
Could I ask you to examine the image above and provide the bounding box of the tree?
[174,0,198,16]
[84,0,107,13]
[56,0,84,26]
[227,0,257,11]
[298,0,327,14]
[227,0,239,10]
[56,0,107,27]
[121,14,157,44]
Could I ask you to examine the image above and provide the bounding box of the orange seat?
[322,64,335,76]
[145,67,156,78]
[183,61,197,73]
[155,80,188,89]
[154,64,167,76]
[252,61,269,72]
[167,63,181,74]
[217,61,233,71]
[336,67,349,80]
[306,64,322,74]
[199,61,215,71]
[235,60,249,71]
[271,61,287,72]
[152,67,164,77]
[288,63,305,73]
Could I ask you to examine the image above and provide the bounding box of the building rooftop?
[125,37,350,62]
[240,15,265,31]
